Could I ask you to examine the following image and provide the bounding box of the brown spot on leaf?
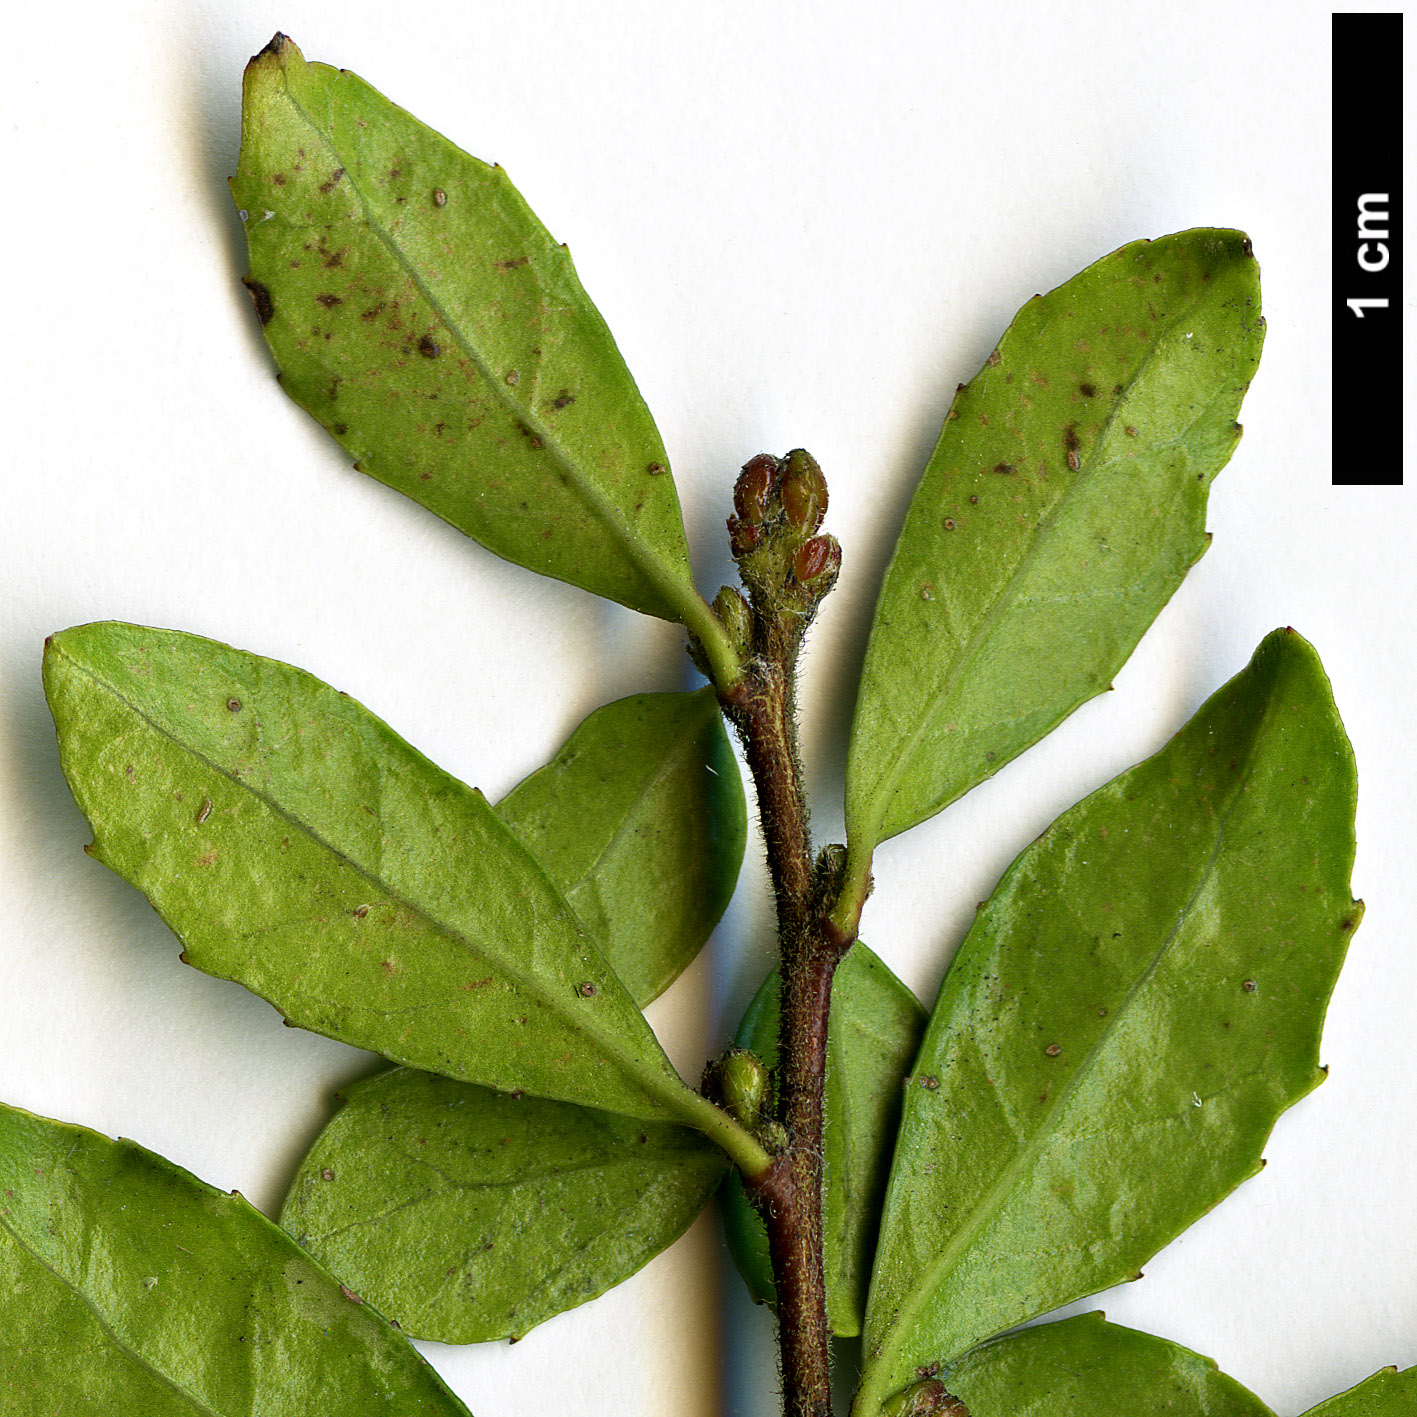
[577,981,598,998]
[497,255,530,271]
[318,168,345,194]
[1063,425,1082,470]
[418,334,441,358]
[315,293,342,309]
[1079,382,1097,398]
[993,462,1015,475]
[321,1168,335,1182]
[332,422,348,436]
[361,303,386,323]
[986,349,1001,366]
[647,462,667,475]
[226,698,242,713]
[353,905,370,921]
[242,279,275,327]
[552,390,575,410]
[1045,1043,1062,1057]
[196,851,217,868]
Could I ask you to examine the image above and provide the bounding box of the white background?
[1,2,1412,1414]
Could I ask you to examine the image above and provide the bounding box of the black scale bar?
[1332,12,1403,486]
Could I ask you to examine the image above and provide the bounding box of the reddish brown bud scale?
[781,449,827,533]
[734,454,778,524]
[793,537,829,582]
[792,534,840,585]
[728,517,764,556]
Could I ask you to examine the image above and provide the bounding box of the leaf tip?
[242,32,304,102]
[249,31,295,68]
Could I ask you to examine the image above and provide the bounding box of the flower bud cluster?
[725,449,841,625]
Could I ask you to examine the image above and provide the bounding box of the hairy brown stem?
[707,448,855,1417]
[722,622,854,1417]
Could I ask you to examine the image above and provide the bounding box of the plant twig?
[707,451,854,1417]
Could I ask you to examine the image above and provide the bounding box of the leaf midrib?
[0,1217,216,1416]
[272,70,693,623]
[861,697,1270,1401]
[55,644,677,1119]
[306,1144,718,1243]
[856,274,1233,846]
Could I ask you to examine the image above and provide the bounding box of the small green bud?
[780,448,827,533]
[721,1048,768,1130]
[713,586,753,658]
[758,1119,790,1154]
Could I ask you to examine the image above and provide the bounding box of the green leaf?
[856,628,1359,1409]
[0,1100,471,1416]
[230,35,700,625]
[721,943,927,1335]
[43,622,712,1127]
[895,1311,1275,1417]
[496,689,745,1007]
[281,1067,727,1342]
[1299,1367,1417,1416]
[844,229,1264,867]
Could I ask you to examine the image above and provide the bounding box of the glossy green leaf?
[281,1067,727,1342]
[721,943,926,1335]
[43,622,715,1128]
[892,1311,1275,1417]
[844,229,1264,866]
[856,629,1358,1409]
[0,1100,470,1416]
[497,689,744,1007]
[1299,1367,1417,1416]
[231,35,700,624]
